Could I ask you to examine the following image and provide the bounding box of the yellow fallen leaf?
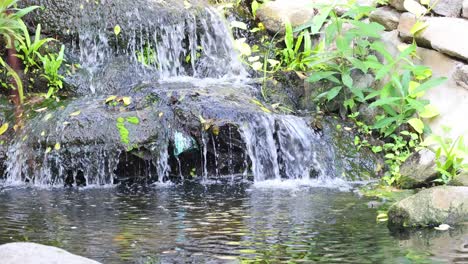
[122,97,132,106]
[70,110,81,117]
[105,95,117,103]
[45,147,52,154]
[0,123,8,136]
[54,143,61,150]
[34,107,48,112]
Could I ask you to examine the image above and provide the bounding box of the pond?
[0,179,467,263]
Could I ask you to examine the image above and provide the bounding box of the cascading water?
[2,0,372,186]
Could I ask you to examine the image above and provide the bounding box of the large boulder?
[388,186,468,227]
[398,13,468,62]
[399,149,438,189]
[389,0,427,13]
[429,0,463,17]
[256,0,316,34]
[0,242,101,264]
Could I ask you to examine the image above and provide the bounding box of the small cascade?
[70,2,246,94]
[239,114,327,182]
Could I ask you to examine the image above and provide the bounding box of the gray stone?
[450,171,468,186]
[430,0,463,17]
[388,186,468,227]
[369,6,401,31]
[389,0,427,14]
[256,0,315,34]
[464,0,468,18]
[453,63,468,91]
[399,149,438,188]
[398,13,468,62]
[0,242,101,264]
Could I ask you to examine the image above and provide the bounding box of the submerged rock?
[0,242,101,264]
[399,149,438,189]
[388,186,468,227]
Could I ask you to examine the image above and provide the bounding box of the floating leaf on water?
[105,95,117,103]
[34,107,48,112]
[434,224,450,231]
[117,117,125,123]
[183,0,192,9]
[63,121,70,126]
[22,135,28,142]
[69,110,81,117]
[40,131,46,137]
[54,143,61,150]
[114,25,121,36]
[0,123,8,136]
[45,147,52,154]
[159,112,164,118]
[122,96,132,106]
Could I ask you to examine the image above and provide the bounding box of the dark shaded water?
[0,179,467,263]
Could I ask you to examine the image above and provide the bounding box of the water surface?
[0,179,467,263]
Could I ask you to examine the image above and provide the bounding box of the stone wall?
[370,0,468,141]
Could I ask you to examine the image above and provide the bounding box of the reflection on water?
[0,180,467,263]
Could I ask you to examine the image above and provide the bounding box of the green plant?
[423,128,468,184]
[15,23,55,73]
[0,0,38,103]
[38,45,65,98]
[136,44,158,67]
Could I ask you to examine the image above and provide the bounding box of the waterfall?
[1,0,363,186]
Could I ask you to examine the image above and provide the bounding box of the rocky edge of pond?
[0,242,101,264]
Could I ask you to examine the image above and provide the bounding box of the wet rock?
[388,186,468,227]
[399,149,438,189]
[429,0,463,17]
[256,0,316,34]
[0,242,101,264]
[369,6,401,31]
[398,13,468,62]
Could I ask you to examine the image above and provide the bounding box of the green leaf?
[419,104,440,118]
[126,116,140,124]
[369,97,401,108]
[342,72,353,88]
[114,25,121,36]
[326,86,343,101]
[0,123,8,136]
[410,21,428,36]
[251,0,259,18]
[307,71,338,83]
[408,118,424,134]
[412,77,447,95]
